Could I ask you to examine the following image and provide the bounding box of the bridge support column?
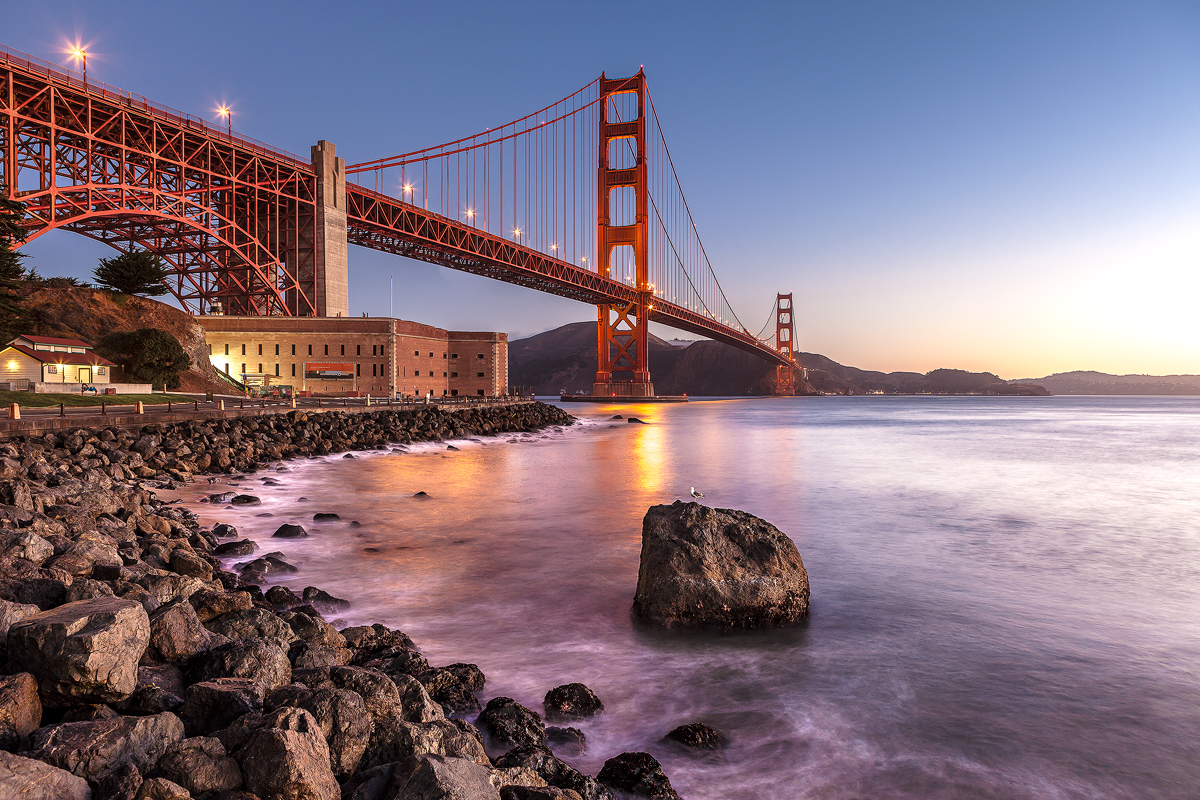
[593,72,654,398]
[775,292,798,395]
[312,140,349,318]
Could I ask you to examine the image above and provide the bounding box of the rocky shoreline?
[0,402,690,800]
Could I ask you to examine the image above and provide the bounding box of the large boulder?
[596,752,679,800]
[0,672,42,749]
[146,597,215,663]
[0,750,92,800]
[187,637,292,692]
[181,678,264,736]
[494,744,606,800]
[476,697,545,750]
[359,718,489,772]
[542,684,603,722]
[21,712,184,782]
[7,596,151,706]
[632,501,809,629]
[265,684,374,779]
[234,707,340,800]
[157,735,243,795]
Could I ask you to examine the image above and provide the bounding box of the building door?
[78,368,91,383]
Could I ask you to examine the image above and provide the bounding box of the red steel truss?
[775,292,798,395]
[1,45,793,371]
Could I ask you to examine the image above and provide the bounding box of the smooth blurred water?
[185,396,1200,799]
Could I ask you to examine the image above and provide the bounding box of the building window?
[477,353,484,359]
[224,344,229,356]
[258,344,262,356]
[275,345,280,356]
[450,371,458,378]
[225,364,230,374]
[275,364,280,376]
[291,364,296,377]
[451,353,458,359]
[442,353,447,359]
[451,389,458,396]
[46,364,56,374]
[341,345,345,356]
[357,345,361,356]
[429,352,433,358]
[208,344,212,355]
[372,345,377,356]
[442,371,447,377]
[257,363,262,373]
[356,363,361,376]
[308,345,313,356]
[477,372,485,378]
[241,363,246,374]
[291,345,296,356]
[414,350,420,356]
[477,389,484,396]
[372,364,377,377]
[325,345,329,356]
[97,366,106,375]
[242,344,246,355]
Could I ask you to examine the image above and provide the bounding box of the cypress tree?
[93,249,171,296]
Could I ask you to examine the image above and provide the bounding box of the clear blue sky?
[6,1,1199,377]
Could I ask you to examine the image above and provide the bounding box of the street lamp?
[217,106,231,136]
[68,46,88,84]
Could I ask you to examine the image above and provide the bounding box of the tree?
[98,328,191,390]
[93,250,170,296]
[0,198,31,342]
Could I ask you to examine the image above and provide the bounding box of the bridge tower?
[775,293,797,395]
[593,71,653,398]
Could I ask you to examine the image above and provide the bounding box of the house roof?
[2,345,116,367]
[12,335,94,348]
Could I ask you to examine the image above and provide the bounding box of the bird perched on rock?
[690,487,705,498]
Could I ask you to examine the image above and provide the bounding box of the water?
[182,396,1200,799]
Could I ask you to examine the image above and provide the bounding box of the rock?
[265,684,373,779]
[0,673,41,750]
[234,707,339,800]
[501,788,585,800]
[0,577,67,611]
[168,549,212,580]
[412,491,430,499]
[7,597,150,706]
[5,531,54,565]
[147,598,214,663]
[0,597,41,640]
[392,673,446,723]
[213,539,257,556]
[212,523,239,539]
[272,524,307,538]
[188,638,292,693]
[610,415,623,419]
[0,750,92,800]
[301,586,349,610]
[359,719,489,772]
[476,697,545,750]
[134,777,191,800]
[542,684,603,722]
[626,418,646,424]
[663,722,726,751]
[290,642,354,669]
[157,736,243,795]
[312,513,339,521]
[188,589,253,623]
[632,501,809,629]
[544,727,586,757]
[401,755,500,800]
[597,753,678,799]
[61,704,119,722]
[209,493,236,504]
[494,744,604,800]
[294,666,403,724]
[229,495,261,506]
[182,679,264,736]
[22,711,184,782]
[115,665,185,716]
[95,761,142,800]
[266,585,303,609]
[204,608,297,650]
[419,663,484,715]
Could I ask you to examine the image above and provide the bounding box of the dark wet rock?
[168,548,212,580]
[229,495,261,506]
[359,718,489,772]
[494,743,605,800]
[412,491,430,499]
[290,642,354,669]
[611,415,623,419]
[182,678,264,736]
[0,750,92,800]
[545,726,587,757]
[298,496,310,501]
[157,735,244,795]
[419,663,484,715]
[266,585,303,609]
[350,521,362,528]
[61,704,119,723]
[95,760,142,800]
[391,674,446,723]
[208,493,236,504]
[348,754,500,800]
[596,752,679,799]
[272,523,308,539]
[256,512,275,517]
[187,638,292,693]
[446,445,460,451]
[212,523,238,538]
[302,586,349,610]
[0,673,41,750]
[343,453,356,459]
[543,683,604,722]
[205,607,297,650]
[22,711,184,782]
[265,684,373,779]
[663,721,727,751]
[633,500,809,629]
[312,513,340,521]
[233,706,339,800]
[294,665,403,724]
[188,589,253,623]
[237,555,298,584]
[134,776,191,799]
[0,577,67,611]
[476,697,545,750]
[627,417,646,424]
[213,539,257,556]
[500,787,585,800]
[115,665,185,716]
[147,597,215,663]
[8,596,150,706]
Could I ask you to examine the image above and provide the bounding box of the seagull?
[690,487,705,498]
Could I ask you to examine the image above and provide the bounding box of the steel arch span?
[1,43,799,390]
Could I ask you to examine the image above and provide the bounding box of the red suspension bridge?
[0,44,799,397]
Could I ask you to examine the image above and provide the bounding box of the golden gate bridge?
[0,44,798,397]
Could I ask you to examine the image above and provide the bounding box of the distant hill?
[1012,371,1200,395]
[510,322,1049,397]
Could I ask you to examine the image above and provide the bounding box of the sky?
[4,1,1199,378]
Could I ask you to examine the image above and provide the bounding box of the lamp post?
[69,46,88,85]
[217,106,231,137]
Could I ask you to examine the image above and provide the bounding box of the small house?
[0,335,116,385]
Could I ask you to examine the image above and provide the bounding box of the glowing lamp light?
[465,208,475,218]
[550,244,557,251]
